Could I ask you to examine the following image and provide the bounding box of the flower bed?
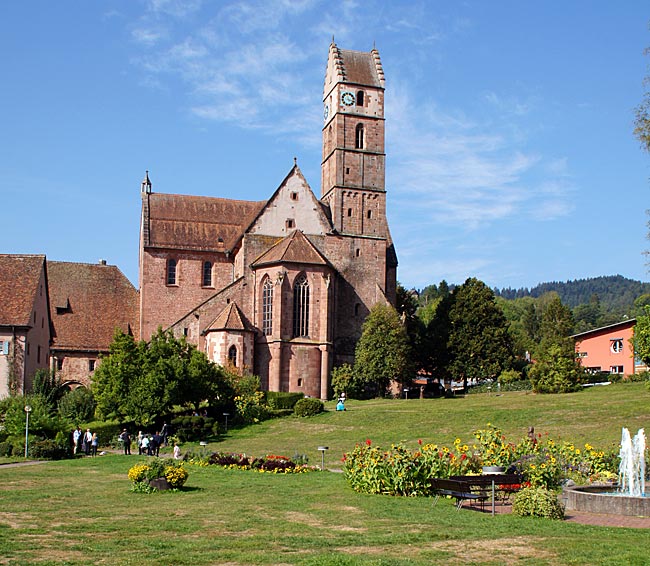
[343,425,620,496]
[128,458,189,492]
[186,451,319,474]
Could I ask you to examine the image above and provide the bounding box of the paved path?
[468,501,650,529]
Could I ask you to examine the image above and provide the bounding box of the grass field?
[1,383,649,565]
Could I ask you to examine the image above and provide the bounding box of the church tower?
[321,42,387,237]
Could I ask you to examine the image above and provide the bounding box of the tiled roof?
[338,48,384,87]
[47,261,139,351]
[0,255,46,327]
[144,193,266,252]
[206,302,254,332]
[251,230,329,268]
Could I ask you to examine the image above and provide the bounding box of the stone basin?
[564,484,650,517]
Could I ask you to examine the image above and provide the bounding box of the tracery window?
[166,258,177,285]
[356,90,364,106]
[262,278,273,336]
[293,274,310,338]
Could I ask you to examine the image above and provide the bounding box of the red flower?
[418,439,422,445]
[366,439,372,446]
[461,453,467,460]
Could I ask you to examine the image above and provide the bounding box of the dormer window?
[356,90,364,106]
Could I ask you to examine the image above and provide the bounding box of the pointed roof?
[144,192,266,252]
[0,254,46,327]
[328,42,385,88]
[251,230,329,268]
[47,261,139,351]
[205,302,254,332]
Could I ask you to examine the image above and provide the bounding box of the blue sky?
[1,1,649,292]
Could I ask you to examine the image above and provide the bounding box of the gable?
[247,165,331,238]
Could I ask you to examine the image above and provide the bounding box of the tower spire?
[141,170,152,194]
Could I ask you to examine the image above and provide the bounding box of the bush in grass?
[29,437,72,460]
[512,486,565,519]
[265,392,304,410]
[294,398,324,417]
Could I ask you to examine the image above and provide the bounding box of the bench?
[448,474,524,502]
[430,478,490,511]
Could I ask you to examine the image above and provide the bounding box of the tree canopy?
[92,328,233,426]
[353,303,413,397]
[446,278,513,388]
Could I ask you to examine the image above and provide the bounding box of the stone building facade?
[139,43,397,399]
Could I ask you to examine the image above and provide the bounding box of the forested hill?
[495,275,650,311]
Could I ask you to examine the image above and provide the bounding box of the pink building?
[573,319,645,376]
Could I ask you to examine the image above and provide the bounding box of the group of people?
[72,426,99,456]
[76,422,181,459]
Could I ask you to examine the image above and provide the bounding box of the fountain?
[618,427,645,496]
[565,428,650,517]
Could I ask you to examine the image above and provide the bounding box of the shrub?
[58,387,96,423]
[265,392,304,410]
[29,439,72,460]
[498,369,521,384]
[0,441,12,457]
[83,421,123,447]
[171,416,218,442]
[512,486,565,519]
[294,398,324,417]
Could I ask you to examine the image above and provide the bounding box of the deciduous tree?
[354,303,413,397]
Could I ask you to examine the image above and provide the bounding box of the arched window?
[166,259,177,285]
[202,261,212,287]
[355,123,364,149]
[262,278,273,336]
[356,90,364,106]
[293,274,310,338]
[228,345,237,367]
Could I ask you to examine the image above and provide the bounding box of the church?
[138,42,397,400]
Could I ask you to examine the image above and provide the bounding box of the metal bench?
[430,478,490,511]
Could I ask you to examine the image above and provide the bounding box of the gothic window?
[228,345,237,367]
[166,259,177,285]
[262,278,273,336]
[293,274,310,338]
[356,90,364,106]
[355,123,364,149]
[202,261,213,287]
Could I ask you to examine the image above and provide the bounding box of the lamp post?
[223,412,230,434]
[317,446,329,471]
[24,405,32,458]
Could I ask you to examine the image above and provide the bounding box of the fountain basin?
[564,485,650,517]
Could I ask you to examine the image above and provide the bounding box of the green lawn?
[0,383,649,565]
